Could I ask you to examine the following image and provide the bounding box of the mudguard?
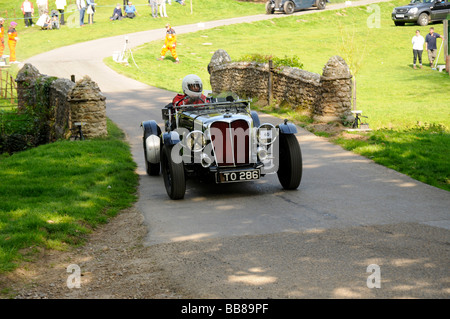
[277,120,298,134]
[163,131,181,146]
[141,120,161,137]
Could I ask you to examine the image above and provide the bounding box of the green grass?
[1,0,266,62]
[105,0,450,191]
[0,120,139,273]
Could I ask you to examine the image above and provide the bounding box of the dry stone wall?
[208,50,353,123]
[16,64,107,141]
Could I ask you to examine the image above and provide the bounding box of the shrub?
[238,53,304,69]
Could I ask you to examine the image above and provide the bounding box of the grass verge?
[0,119,139,273]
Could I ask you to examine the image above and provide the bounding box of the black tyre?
[161,144,186,200]
[315,0,326,10]
[417,13,429,26]
[143,140,160,176]
[394,21,405,26]
[277,133,302,190]
[265,1,274,14]
[284,1,295,14]
[142,121,161,176]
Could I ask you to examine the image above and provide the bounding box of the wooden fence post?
[268,59,273,105]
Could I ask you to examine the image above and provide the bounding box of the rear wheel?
[284,1,295,14]
[265,1,274,14]
[161,144,186,200]
[277,134,302,190]
[315,0,326,10]
[144,142,161,176]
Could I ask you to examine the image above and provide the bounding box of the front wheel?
[417,13,429,26]
[161,144,186,200]
[277,134,302,190]
[284,1,295,14]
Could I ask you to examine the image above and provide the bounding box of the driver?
[172,74,208,107]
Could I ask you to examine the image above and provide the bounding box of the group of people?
[110,1,138,20]
[0,18,19,63]
[20,0,67,28]
[411,27,445,69]
[76,0,97,26]
[111,1,185,20]
[149,0,185,19]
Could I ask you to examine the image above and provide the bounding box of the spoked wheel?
[284,1,295,14]
[265,1,274,14]
[316,0,326,10]
[277,134,302,190]
[161,144,186,200]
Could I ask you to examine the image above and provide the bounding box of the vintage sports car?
[141,97,303,199]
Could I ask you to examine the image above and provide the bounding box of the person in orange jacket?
[158,23,180,63]
[8,21,19,63]
[0,18,5,57]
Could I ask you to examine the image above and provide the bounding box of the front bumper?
[392,12,419,22]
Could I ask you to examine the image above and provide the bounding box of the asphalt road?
[26,1,450,298]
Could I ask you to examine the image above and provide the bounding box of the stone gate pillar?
[68,76,107,138]
[314,56,353,123]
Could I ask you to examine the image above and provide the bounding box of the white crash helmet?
[182,74,203,98]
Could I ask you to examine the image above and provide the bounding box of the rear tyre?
[315,0,326,10]
[142,121,161,176]
[144,143,161,176]
[265,1,274,14]
[277,134,302,190]
[284,1,295,14]
[161,144,186,200]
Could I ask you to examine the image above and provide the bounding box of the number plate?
[216,169,260,183]
[396,14,404,18]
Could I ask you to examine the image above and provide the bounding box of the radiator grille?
[210,120,250,167]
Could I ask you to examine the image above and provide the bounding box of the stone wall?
[208,50,353,123]
[16,64,107,141]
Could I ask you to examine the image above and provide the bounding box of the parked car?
[392,0,450,26]
[141,97,303,199]
[265,0,327,15]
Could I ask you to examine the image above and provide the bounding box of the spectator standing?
[55,0,66,25]
[76,0,87,26]
[149,0,158,18]
[425,27,445,67]
[158,23,179,63]
[36,0,48,16]
[158,0,168,18]
[125,1,137,18]
[0,18,5,57]
[411,30,424,69]
[21,0,34,27]
[86,0,96,24]
[8,21,19,63]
